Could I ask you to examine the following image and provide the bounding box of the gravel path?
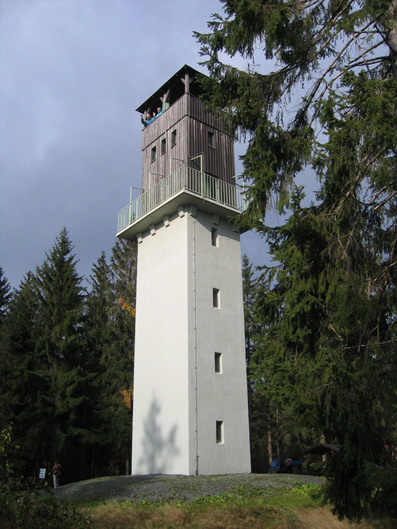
[54,473,324,503]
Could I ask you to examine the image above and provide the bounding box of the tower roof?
[136,64,206,114]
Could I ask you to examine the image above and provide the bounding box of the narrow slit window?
[171,130,177,147]
[216,421,224,444]
[211,227,218,247]
[208,131,215,149]
[151,146,156,163]
[215,352,222,373]
[212,288,220,308]
[161,138,166,155]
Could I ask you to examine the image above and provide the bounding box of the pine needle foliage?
[196,0,397,521]
[0,230,137,483]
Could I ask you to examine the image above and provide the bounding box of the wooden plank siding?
[140,93,235,191]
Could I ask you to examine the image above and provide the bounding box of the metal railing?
[117,166,246,233]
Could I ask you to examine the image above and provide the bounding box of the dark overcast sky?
[0,0,271,290]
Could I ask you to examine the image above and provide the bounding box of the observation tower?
[117,65,250,475]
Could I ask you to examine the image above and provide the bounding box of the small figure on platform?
[141,113,152,127]
[140,103,164,127]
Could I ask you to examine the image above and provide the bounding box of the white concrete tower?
[117,65,251,476]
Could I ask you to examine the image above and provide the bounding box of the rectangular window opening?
[171,130,177,147]
[208,131,215,149]
[212,288,220,308]
[211,227,219,247]
[215,352,222,374]
[151,146,156,163]
[216,421,224,444]
[161,138,166,155]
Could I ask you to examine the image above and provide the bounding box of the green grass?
[65,483,396,529]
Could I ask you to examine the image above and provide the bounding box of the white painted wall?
[131,204,251,475]
[190,209,251,475]
[132,210,190,475]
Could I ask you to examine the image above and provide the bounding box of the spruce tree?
[85,250,129,475]
[35,228,84,369]
[195,1,397,220]
[0,267,11,324]
[108,239,137,475]
[249,186,396,519]
[0,272,49,475]
[34,228,91,483]
[85,252,114,373]
[242,255,257,364]
[85,240,137,476]
[196,1,397,520]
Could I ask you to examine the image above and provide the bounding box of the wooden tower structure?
[117,65,251,476]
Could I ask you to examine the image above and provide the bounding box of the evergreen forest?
[0,229,137,485]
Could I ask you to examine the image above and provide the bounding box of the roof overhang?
[136,64,206,114]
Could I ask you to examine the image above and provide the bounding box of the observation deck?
[117,166,247,241]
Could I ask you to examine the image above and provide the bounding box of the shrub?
[0,426,90,529]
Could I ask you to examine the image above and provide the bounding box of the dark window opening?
[211,227,219,247]
[216,421,224,444]
[215,352,222,373]
[213,288,220,308]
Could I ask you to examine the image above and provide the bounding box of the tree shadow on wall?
[138,399,180,474]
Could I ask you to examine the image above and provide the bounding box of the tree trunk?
[267,413,273,467]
